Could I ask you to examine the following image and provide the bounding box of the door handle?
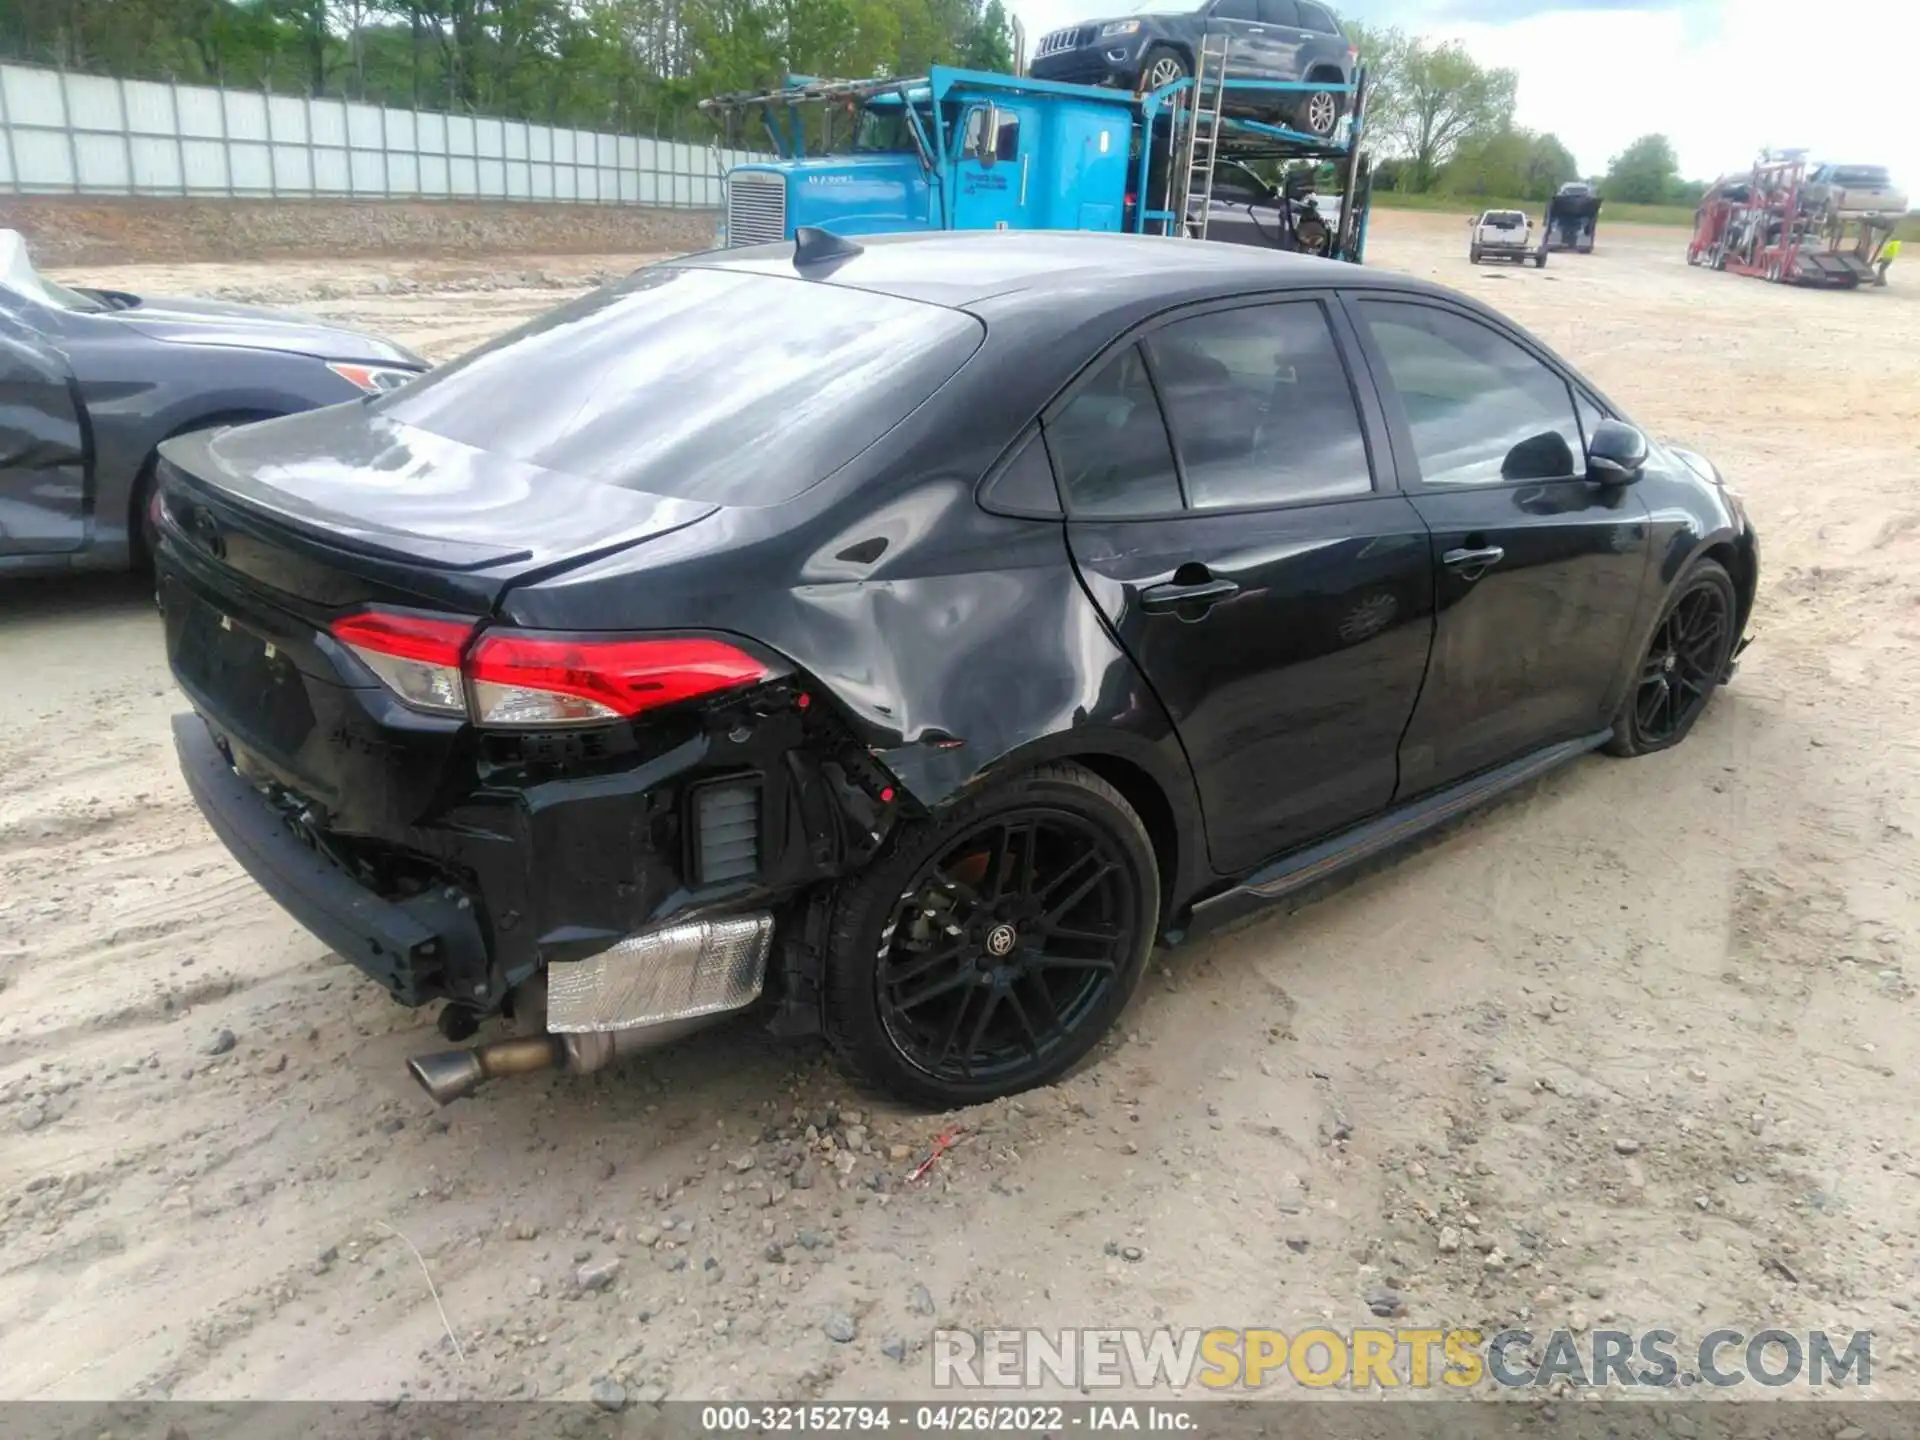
[1141,577,1240,613]
[1442,545,1505,579]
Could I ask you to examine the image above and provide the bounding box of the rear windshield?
[1485,213,1524,228]
[375,265,983,507]
[1832,166,1890,186]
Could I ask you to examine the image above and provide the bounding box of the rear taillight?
[329,609,769,728]
[467,633,768,728]
[330,611,475,716]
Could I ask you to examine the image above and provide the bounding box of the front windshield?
[854,106,922,153]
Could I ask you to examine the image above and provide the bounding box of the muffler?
[406,914,775,1104]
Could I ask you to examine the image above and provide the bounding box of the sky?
[1005,0,1920,190]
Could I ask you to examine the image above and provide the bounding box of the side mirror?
[1587,419,1649,483]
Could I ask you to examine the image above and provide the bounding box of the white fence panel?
[0,60,761,205]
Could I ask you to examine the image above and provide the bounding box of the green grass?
[1370,191,1697,228]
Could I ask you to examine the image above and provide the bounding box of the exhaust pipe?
[407,1035,563,1104]
[406,1028,658,1106]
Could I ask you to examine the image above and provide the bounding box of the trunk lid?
[158,406,719,615]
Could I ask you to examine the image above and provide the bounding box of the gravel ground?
[2,211,1918,1408]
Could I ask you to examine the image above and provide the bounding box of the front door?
[950,102,1032,231]
[0,311,89,557]
[1055,295,1434,876]
[1345,294,1653,796]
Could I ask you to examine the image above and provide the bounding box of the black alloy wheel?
[1606,558,1737,757]
[825,763,1158,1107]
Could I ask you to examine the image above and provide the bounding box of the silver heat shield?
[546,914,774,1034]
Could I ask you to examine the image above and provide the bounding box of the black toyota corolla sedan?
[157,230,1758,1110]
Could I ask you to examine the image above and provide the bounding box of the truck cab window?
[995,113,1022,163]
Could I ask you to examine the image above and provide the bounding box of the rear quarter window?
[374,265,983,507]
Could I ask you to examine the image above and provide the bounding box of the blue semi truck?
[698,49,1372,263]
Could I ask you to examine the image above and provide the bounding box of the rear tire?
[823,762,1158,1108]
[1604,559,1737,758]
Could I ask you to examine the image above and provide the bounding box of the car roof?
[682,229,1449,319]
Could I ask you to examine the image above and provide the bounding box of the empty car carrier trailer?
[700,43,1374,264]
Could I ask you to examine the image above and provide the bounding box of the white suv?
[1470,209,1543,267]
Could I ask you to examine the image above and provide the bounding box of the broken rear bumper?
[173,712,489,1005]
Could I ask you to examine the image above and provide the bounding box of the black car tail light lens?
[330,611,771,727]
[330,611,475,716]
[466,632,769,728]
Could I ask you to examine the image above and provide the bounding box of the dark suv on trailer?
[1030,0,1357,137]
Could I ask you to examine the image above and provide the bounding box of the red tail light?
[468,633,769,727]
[330,611,475,716]
[331,611,771,727]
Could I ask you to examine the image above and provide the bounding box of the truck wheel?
[1470,245,1483,264]
[823,762,1159,1109]
[1535,252,1548,268]
[1137,47,1189,93]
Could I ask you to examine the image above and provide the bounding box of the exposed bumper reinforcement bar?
[172,712,487,1006]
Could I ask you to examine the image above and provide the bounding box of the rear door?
[1344,294,1652,797]
[0,308,88,556]
[1054,294,1434,876]
[1210,0,1286,81]
[1255,0,1311,79]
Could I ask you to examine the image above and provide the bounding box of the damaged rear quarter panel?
[497,459,1206,901]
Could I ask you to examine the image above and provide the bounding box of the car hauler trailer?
[1688,154,1893,289]
[699,40,1373,264]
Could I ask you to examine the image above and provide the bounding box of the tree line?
[2,2,1704,203]
[1353,22,1705,207]
[0,0,1013,139]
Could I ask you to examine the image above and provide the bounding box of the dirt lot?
[4,211,1919,1407]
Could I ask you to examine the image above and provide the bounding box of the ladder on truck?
[1137,47,1370,263]
[1170,32,1232,239]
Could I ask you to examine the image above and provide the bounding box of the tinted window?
[1832,166,1889,186]
[1296,1,1339,31]
[1045,344,1182,517]
[1212,0,1260,20]
[980,431,1061,516]
[1358,301,1583,487]
[1258,0,1302,23]
[377,266,982,507]
[1145,302,1371,508]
